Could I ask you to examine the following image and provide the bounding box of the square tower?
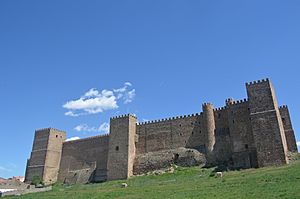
[246,79,288,167]
[107,114,137,180]
[25,128,66,185]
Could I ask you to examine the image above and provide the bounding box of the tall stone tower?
[25,128,66,185]
[246,79,288,167]
[106,114,137,180]
[279,105,298,152]
[202,103,216,163]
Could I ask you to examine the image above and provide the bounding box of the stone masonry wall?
[224,99,257,168]
[136,114,206,155]
[58,134,109,183]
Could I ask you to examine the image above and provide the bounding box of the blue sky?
[0,0,300,178]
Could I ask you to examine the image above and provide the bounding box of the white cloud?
[74,122,109,134]
[65,111,80,117]
[124,89,136,104]
[297,141,300,147]
[98,123,109,133]
[65,137,80,142]
[63,82,135,116]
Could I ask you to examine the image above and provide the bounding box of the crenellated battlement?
[246,78,269,86]
[279,105,288,109]
[35,127,66,133]
[202,102,213,106]
[137,113,201,125]
[110,114,137,120]
[226,98,248,106]
[213,106,227,111]
[64,134,109,144]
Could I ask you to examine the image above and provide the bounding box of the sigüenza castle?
[25,78,298,185]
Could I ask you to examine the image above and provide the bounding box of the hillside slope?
[8,161,300,199]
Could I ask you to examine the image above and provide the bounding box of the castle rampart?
[25,78,298,184]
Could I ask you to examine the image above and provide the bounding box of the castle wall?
[58,135,109,183]
[135,100,257,169]
[136,114,206,155]
[213,107,232,164]
[224,100,257,168]
[279,106,298,152]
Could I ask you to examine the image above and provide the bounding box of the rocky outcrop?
[133,147,206,175]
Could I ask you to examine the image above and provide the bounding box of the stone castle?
[25,78,298,184]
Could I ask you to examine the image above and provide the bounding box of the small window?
[115,146,119,151]
[199,130,201,134]
[191,122,194,125]
[174,153,179,162]
[179,124,182,127]
[282,118,286,125]
[245,144,249,149]
[232,120,235,124]
[192,131,194,135]
[56,135,58,138]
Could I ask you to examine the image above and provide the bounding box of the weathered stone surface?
[58,135,108,183]
[133,147,206,175]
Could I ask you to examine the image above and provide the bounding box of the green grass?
[8,161,300,199]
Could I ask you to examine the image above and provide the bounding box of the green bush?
[31,175,43,186]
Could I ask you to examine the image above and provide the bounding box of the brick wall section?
[213,107,232,164]
[58,134,109,183]
[279,106,298,152]
[136,114,205,155]
[246,79,288,167]
[225,99,257,168]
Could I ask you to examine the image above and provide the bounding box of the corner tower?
[246,79,288,167]
[25,128,66,185]
[107,114,137,180]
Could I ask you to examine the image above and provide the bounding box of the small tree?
[31,175,42,186]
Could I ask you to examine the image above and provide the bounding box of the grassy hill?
[8,161,300,199]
